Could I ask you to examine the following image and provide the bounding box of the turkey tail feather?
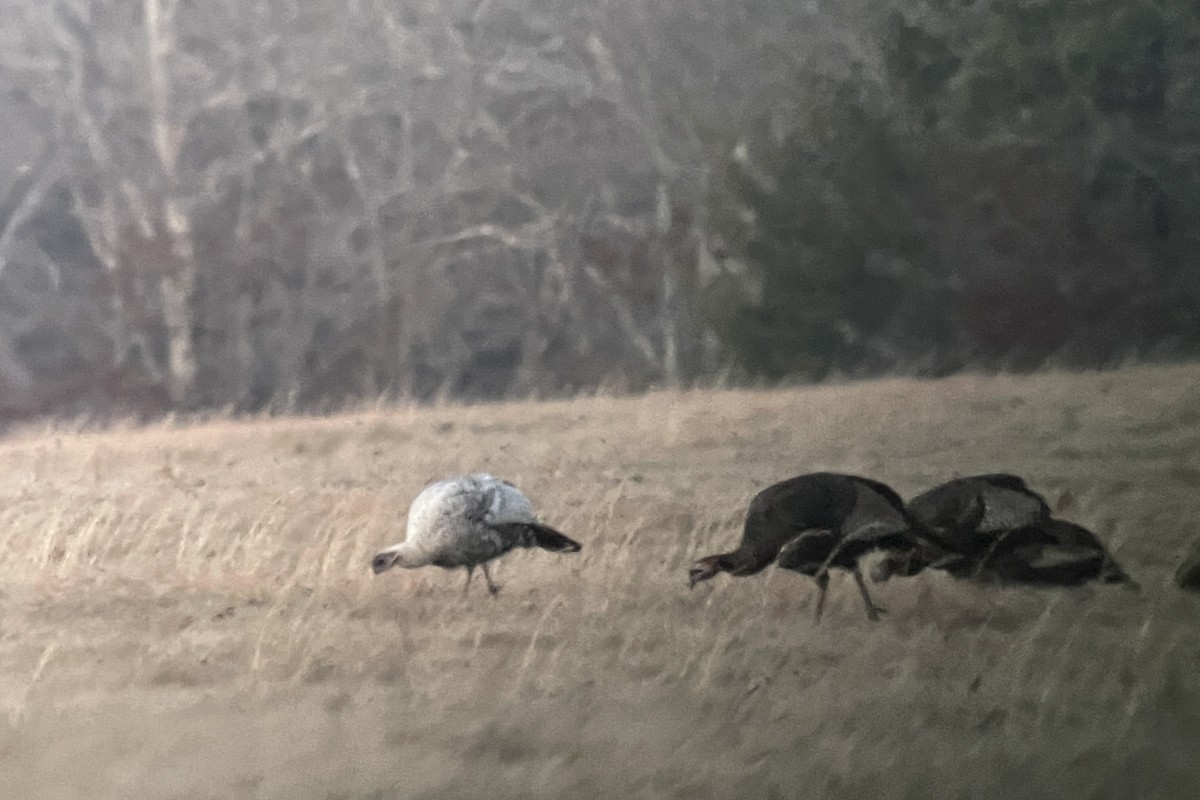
[492,522,582,553]
[528,523,582,552]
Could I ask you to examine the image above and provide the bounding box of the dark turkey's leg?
[481,563,501,596]
[462,566,475,596]
[813,572,830,622]
[852,565,886,621]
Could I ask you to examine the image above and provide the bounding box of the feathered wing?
[461,474,532,522]
[847,476,907,516]
[908,482,988,535]
[975,485,1051,532]
[904,475,1053,562]
[775,529,840,574]
[843,477,914,542]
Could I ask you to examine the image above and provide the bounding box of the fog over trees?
[0,0,1195,421]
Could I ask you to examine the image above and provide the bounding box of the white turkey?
[371,473,580,596]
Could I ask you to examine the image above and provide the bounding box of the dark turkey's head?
[870,549,933,583]
[869,555,902,583]
[688,556,723,589]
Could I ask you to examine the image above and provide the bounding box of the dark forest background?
[0,0,1196,422]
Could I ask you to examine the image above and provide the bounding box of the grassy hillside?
[1,365,1199,799]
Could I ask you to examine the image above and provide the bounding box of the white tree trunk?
[144,0,197,405]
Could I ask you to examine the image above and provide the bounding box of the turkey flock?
[372,469,1170,620]
[686,472,1136,621]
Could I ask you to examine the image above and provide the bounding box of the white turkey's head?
[371,542,421,574]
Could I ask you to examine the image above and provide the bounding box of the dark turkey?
[873,474,1134,589]
[688,472,922,621]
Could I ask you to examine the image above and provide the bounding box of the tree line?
[0,0,1195,422]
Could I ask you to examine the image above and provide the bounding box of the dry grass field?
[1,365,1199,799]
